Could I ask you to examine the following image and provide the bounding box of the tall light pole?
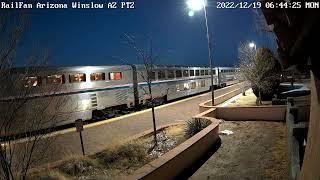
[187,0,215,106]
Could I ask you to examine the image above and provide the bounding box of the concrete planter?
[125,116,219,180]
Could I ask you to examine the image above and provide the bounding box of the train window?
[205,70,208,75]
[167,70,174,79]
[201,80,205,87]
[150,71,156,81]
[158,70,165,80]
[69,73,86,83]
[24,76,41,87]
[190,70,194,76]
[191,82,197,89]
[176,70,182,78]
[176,84,180,92]
[183,70,189,77]
[200,70,205,76]
[183,83,189,90]
[47,74,65,84]
[90,73,105,81]
[195,70,200,76]
[109,72,122,80]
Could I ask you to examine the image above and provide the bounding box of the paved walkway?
[14,83,245,167]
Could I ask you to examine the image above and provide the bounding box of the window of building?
[90,73,105,81]
[167,70,174,79]
[201,80,205,87]
[205,70,209,75]
[191,82,197,89]
[212,70,216,75]
[24,76,41,87]
[176,70,182,78]
[158,70,166,80]
[183,70,189,77]
[47,74,65,84]
[195,70,200,76]
[109,72,122,80]
[190,70,194,76]
[200,70,205,76]
[70,73,86,83]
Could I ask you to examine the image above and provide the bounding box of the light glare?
[186,0,206,11]
[249,42,255,48]
[188,11,194,16]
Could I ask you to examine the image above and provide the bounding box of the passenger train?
[0,65,238,135]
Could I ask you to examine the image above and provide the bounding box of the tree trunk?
[258,91,262,105]
[242,83,246,96]
[149,86,157,147]
[151,105,157,146]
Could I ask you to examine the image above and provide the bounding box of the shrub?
[95,143,149,169]
[28,170,68,180]
[186,119,211,137]
[58,157,99,176]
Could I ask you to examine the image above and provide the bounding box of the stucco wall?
[215,106,287,121]
[126,111,219,180]
[300,72,320,180]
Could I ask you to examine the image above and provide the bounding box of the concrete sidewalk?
[17,82,247,168]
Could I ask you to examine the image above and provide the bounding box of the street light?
[249,42,256,51]
[186,0,215,106]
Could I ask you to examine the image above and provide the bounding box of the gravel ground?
[190,120,288,180]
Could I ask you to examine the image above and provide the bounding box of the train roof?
[9,64,237,72]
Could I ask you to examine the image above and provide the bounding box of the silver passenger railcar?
[0,65,238,135]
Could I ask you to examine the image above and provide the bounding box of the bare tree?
[238,42,281,105]
[122,34,160,147]
[0,12,67,179]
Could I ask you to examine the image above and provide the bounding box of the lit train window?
[47,74,65,84]
[183,70,189,77]
[90,73,105,81]
[200,70,205,76]
[183,83,189,90]
[158,70,165,80]
[190,70,194,76]
[109,72,122,80]
[24,76,41,87]
[205,70,208,75]
[167,70,174,79]
[195,70,200,76]
[69,73,86,83]
[176,70,182,78]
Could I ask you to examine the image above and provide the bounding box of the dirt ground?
[190,89,288,180]
[228,89,272,107]
[190,120,288,180]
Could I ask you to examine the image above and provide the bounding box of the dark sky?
[17,0,277,67]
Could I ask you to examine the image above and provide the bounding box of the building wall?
[300,72,320,180]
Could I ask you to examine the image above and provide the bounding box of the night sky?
[17,0,277,67]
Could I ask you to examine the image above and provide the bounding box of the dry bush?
[94,142,149,170]
[186,118,211,137]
